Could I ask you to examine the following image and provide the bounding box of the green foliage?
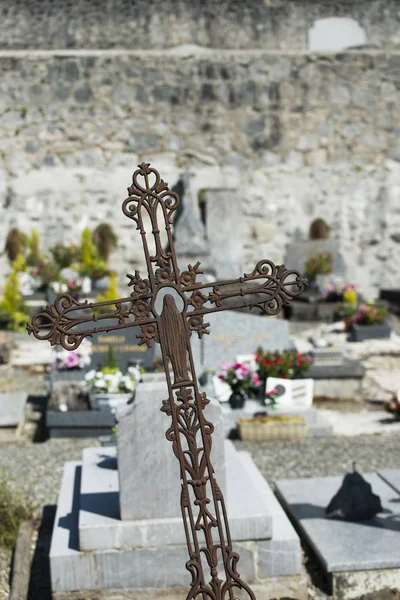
[0,259,30,331]
[80,227,98,267]
[49,243,80,270]
[336,302,359,319]
[26,229,42,267]
[4,228,27,263]
[104,346,118,371]
[0,470,33,549]
[304,252,333,281]
[96,272,119,312]
[93,223,118,261]
[353,302,388,326]
[255,347,312,381]
[79,228,109,280]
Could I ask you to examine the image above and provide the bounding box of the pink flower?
[66,353,79,368]
[252,373,260,386]
[265,387,278,397]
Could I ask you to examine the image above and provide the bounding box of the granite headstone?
[192,310,293,374]
[205,188,244,280]
[117,376,226,520]
[284,239,346,279]
[89,320,155,371]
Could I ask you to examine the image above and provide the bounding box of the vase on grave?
[228,390,246,409]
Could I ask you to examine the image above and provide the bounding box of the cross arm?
[184,260,307,322]
[26,292,158,351]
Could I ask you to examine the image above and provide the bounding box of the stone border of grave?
[9,519,34,600]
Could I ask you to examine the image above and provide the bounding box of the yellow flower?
[343,288,357,304]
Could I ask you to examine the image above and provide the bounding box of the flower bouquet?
[218,362,259,409]
[255,347,313,406]
[85,364,142,412]
[255,348,312,382]
[304,252,333,283]
[53,338,93,371]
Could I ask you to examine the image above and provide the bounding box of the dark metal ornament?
[27,163,307,599]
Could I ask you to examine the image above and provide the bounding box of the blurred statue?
[309,218,330,240]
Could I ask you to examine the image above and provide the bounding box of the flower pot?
[228,391,246,410]
[343,316,354,332]
[349,323,391,342]
[238,416,307,442]
[89,392,133,413]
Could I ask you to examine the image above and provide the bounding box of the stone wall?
[0,0,399,50]
[1,48,400,296]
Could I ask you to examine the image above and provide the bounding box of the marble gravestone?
[48,376,304,594]
[284,239,346,281]
[89,321,155,371]
[117,375,226,520]
[205,188,245,280]
[192,310,293,374]
[173,173,245,282]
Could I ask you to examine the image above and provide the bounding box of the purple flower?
[66,353,79,368]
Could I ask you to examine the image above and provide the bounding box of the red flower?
[264,359,271,366]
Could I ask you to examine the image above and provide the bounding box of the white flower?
[127,366,141,381]
[85,369,97,381]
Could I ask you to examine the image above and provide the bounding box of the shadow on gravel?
[28,504,56,600]
[26,394,49,442]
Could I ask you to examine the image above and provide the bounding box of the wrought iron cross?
[27,163,307,599]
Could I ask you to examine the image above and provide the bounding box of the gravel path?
[1,434,400,511]
[0,433,399,598]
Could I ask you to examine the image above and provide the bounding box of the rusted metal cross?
[27,163,307,599]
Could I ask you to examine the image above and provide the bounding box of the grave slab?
[378,469,400,494]
[0,392,26,441]
[276,473,400,573]
[51,447,303,593]
[49,461,97,592]
[46,410,115,439]
[79,442,273,551]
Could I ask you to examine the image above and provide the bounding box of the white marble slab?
[276,473,400,572]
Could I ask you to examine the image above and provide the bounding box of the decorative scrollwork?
[137,322,160,348]
[180,261,204,288]
[188,260,307,317]
[126,270,150,295]
[188,315,210,338]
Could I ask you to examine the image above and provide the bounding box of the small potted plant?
[334,301,359,332]
[255,347,312,401]
[217,362,258,409]
[349,301,391,342]
[85,347,141,412]
[304,252,333,290]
